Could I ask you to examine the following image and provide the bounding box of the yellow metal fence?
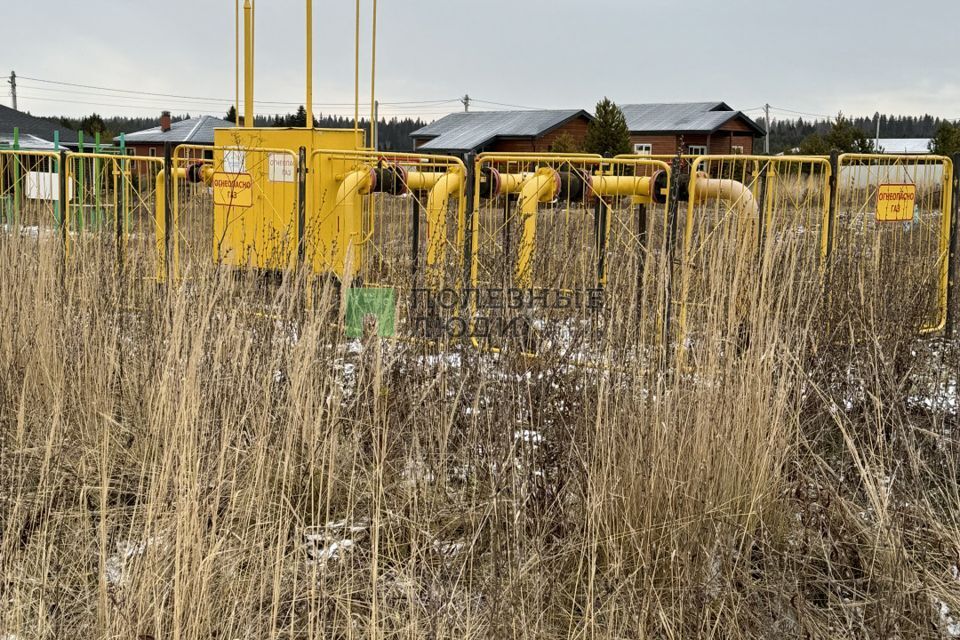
[1,146,956,355]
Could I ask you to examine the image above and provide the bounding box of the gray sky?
[3,0,959,123]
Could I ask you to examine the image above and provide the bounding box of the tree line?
[767,113,958,154]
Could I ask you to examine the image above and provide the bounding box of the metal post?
[370,0,378,147]
[77,131,85,233]
[116,152,125,273]
[826,151,839,267]
[243,0,254,128]
[297,146,307,268]
[661,155,683,369]
[594,197,608,287]
[12,127,20,227]
[119,134,128,235]
[636,201,648,291]
[756,162,769,258]
[947,153,960,337]
[54,131,61,228]
[59,147,68,285]
[94,132,102,228]
[58,149,67,255]
[163,142,173,284]
[372,100,379,151]
[305,0,313,129]
[411,191,421,278]
[462,152,476,288]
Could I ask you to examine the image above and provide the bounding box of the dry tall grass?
[1,201,958,639]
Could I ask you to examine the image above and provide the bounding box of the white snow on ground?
[304,519,369,568]
[104,536,164,587]
[935,599,960,637]
[908,380,958,414]
[514,429,543,445]
[432,539,466,557]
[2,224,46,238]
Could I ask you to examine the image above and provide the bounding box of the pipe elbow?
[518,168,560,213]
[338,167,376,199]
[695,178,759,218]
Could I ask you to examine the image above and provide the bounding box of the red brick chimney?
[160,111,171,132]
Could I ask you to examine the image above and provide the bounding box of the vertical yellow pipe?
[306,0,313,129]
[515,169,559,288]
[370,0,378,149]
[354,0,360,134]
[235,0,240,126]
[243,0,253,128]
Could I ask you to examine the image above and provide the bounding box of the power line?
[17,74,458,108]
[768,105,831,119]
[471,98,545,110]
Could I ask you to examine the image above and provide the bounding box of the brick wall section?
[630,131,756,155]
[628,114,759,155]
[492,117,591,153]
[130,144,163,157]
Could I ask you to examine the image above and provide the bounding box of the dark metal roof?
[115,115,233,145]
[0,104,80,144]
[620,102,765,136]
[412,109,592,152]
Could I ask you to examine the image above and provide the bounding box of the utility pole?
[461,94,470,113]
[874,111,881,151]
[764,103,770,155]
[8,71,16,111]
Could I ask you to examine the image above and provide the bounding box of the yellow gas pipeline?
[407,169,464,285]
[331,168,376,278]
[689,174,759,218]
[499,167,561,288]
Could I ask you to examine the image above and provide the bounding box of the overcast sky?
[2,0,959,123]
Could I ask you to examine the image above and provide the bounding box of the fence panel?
[0,149,64,236]
[676,155,832,363]
[831,154,952,334]
[471,154,671,354]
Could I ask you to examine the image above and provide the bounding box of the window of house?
[633,143,653,155]
[148,148,157,157]
[731,145,745,155]
[688,145,707,156]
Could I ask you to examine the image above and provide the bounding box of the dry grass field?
[1,185,959,640]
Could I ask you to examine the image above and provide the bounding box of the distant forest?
[49,109,955,154]
[53,107,426,151]
[765,114,950,154]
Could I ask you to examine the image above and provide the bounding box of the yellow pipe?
[405,170,444,191]
[370,0,378,148]
[306,0,313,129]
[515,168,560,287]
[424,172,463,284]
[498,172,534,195]
[243,0,253,128]
[691,175,760,218]
[235,0,240,127]
[334,168,375,277]
[354,0,360,134]
[590,174,653,199]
